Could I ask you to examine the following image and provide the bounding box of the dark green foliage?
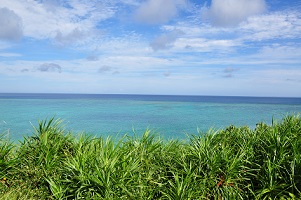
[0,115,301,199]
[0,132,14,193]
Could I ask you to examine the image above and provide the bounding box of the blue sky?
[0,0,301,97]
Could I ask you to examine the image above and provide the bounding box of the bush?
[0,115,300,199]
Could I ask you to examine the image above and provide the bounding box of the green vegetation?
[0,115,301,199]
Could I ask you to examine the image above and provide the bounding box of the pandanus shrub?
[0,115,300,199]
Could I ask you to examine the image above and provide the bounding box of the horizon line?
[0,92,301,99]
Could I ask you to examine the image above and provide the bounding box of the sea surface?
[1,93,301,141]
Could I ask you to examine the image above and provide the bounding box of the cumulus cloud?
[0,0,114,44]
[150,29,184,51]
[0,7,23,41]
[37,63,62,73]
[54,28,88,46]
[202,0,267,27]
[134,0,186,24]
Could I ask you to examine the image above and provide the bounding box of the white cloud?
[119,0,141,6]
[0,53,22,57]
[150,29,184,51]
[0,7,23,41]
[0,41,13,50]
[248,45,301,65]
[173,37,240,53]
[54,28,103,47]
[202,0,267,27]
[239,11,301,41]
[0,0,115,42]
[90,34,152,56]
[1,55,301,96]
[158,8,301,55]
[252,68,301,91]
[134,0,186,24]
[260,45,301,58]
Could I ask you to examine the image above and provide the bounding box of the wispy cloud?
[0,0,114,42]
[239,11,301,41]
[0,53,22,57]
[37,63,62,73]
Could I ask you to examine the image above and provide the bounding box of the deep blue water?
[1,93,301,141]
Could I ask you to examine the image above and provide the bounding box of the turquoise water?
[1,94,301,141]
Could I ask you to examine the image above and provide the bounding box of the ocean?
[1,93,301,141]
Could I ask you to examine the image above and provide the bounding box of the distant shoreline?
[1,92,301,99]
[1,93,301,105]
